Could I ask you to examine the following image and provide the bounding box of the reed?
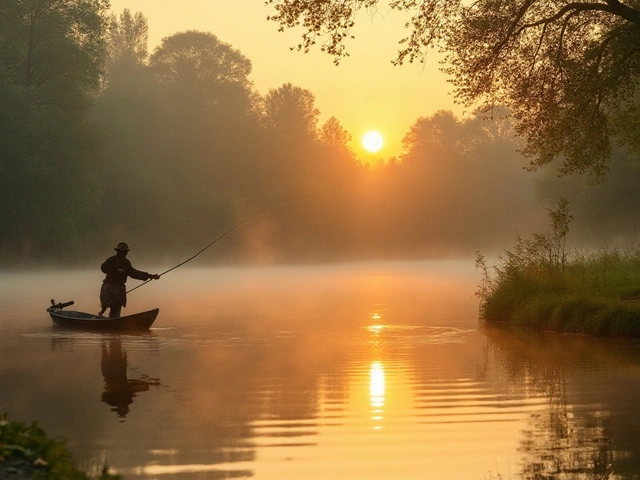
[477,200,640,337]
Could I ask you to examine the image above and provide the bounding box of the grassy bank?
[0,413,120,480]
[477,199,640,337]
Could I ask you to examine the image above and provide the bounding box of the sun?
[362,130,384,153]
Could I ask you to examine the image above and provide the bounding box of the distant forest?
[2,6,640,267]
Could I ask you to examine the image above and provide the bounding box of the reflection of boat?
[47,301,159,331]
[101,337,162,418]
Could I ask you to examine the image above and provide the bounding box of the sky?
[108,0,462,160]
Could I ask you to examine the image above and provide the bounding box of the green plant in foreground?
[0,413,121,480]
[476,199,640,337]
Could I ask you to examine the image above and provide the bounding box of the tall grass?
[477,200,640,337]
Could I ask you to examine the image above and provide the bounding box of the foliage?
[0,0,109,110]
[477,200,640,337]
[107,9,148,67]
[0,413,120,480]
[106,8,149,81]
[0,0,109,262]
[261,82,320,141]
[265,0,640,177]
[149,30,252,107]
[319,116,353,153]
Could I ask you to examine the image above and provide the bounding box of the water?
[2,261,640,479]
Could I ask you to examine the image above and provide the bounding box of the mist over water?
[3,261,640,479]
[1,260,479,332]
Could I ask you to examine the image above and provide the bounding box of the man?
[99,242,160,318]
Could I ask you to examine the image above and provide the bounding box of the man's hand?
[150,274,160,280]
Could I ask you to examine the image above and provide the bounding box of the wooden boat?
[47,300,159,331]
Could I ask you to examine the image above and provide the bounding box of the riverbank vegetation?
[477,199,640,337]
[0,413,120,480]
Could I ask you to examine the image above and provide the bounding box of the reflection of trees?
[101,337,161,419]
[484,325,640,479]
[519,378,614,479]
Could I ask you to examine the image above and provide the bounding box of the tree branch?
[604,0,640,26]
[519,1,636,33]
[496,0,535,53]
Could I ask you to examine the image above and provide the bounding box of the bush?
[0,413,121,480]
[476,200,640,337]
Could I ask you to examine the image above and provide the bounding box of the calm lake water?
[2,261,640,479]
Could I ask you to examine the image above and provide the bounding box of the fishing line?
[126,191,307,294]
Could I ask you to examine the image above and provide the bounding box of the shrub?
[0,413,121,480]
[476,200,640,337]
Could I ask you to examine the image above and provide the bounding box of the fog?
[2,10,640,269]
[0,261,480,331]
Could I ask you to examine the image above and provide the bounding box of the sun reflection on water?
[367,313,386,429]
[368,323,383,333]
[370,361,386,429]
[370,362,385,408]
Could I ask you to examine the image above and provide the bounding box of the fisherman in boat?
[99,242,160,318]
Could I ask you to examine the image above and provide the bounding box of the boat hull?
[49,308,159,331]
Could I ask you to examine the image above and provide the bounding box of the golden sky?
[108,0,461,159]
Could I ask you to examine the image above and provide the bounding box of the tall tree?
[146,30,256,181]
[319,116,353,154]
[0,0,109,262]
[106,8,148,77]
[149,30,252,112]
[126,31,257,252]
[0,0,109,112]
[261,82,320,142]
[265,0,640,177]
[147,30,255,186]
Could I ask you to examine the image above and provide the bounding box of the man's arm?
[128,265,160,281]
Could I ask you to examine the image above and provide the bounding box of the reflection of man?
[101,338,160,418]
[99,242,160,318]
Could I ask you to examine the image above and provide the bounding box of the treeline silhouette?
[1,7,638,267]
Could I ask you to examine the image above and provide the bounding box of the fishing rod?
[126,191,306,294]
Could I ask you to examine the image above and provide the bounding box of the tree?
[146,30,256,185]
[259,82,321,189]
[93,30,257,254]
[147,30,255,189]
[0,0,109,112]
[319,116,353,153]
[106,8,149,74]
[265,0,640,177]
[0,0,109,262]
[91,12,174,255]
[149,30,252,110]
[261,82,320,141]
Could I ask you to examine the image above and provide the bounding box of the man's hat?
[114,242,131,252]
